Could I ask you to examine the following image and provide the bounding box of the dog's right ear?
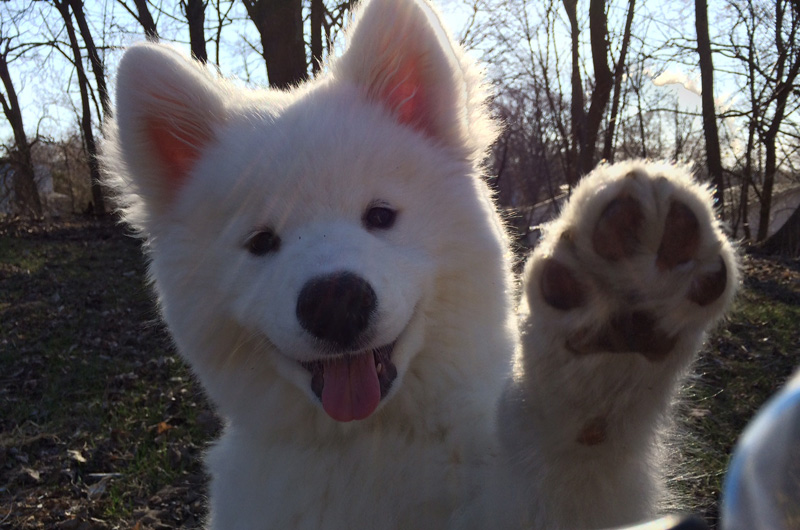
[110,43,225,213]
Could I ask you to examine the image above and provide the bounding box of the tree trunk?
[756,0,800,241]
[758,130,779,241]
[695,0,724,214]
[184,0,208,63]
[739,14,758,241]
[563,0,614,181]
[69,0,111,119]
[738,167,751,240]
[582,0,612,175]
[132,0,159,40]
[601,0,635,162]
[55,0,105,215]
[310,0,323,75]
[634,68,648,158]
[242,0,306,89]
[562,0,583,187]
[0,46,42,217]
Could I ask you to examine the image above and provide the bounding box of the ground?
[0,216,798,529]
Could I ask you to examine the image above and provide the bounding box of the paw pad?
[540,259,585,311]
[688,256,728,306]
[536,173,732,362]
[656,201,700,270]
[567,311,677,362]
[592,195,644,261]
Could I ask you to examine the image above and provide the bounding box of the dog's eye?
[363,205,397,230]
[245,229,281,256]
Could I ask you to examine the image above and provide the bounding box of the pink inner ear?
[376,55,434,137]
[145,117,209,195]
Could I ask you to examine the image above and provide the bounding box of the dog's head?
[104,0,506,424]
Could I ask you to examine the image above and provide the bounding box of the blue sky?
[0,0,719,146]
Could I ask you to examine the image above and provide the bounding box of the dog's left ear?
[332,0,496,157]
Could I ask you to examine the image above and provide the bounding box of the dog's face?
[105,0,499,422]
[173,96,456,422]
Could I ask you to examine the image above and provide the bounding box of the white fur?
[101,0,738,528]
[500,160,739,528]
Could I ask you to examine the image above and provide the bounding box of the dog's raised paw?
[527,162,738,362]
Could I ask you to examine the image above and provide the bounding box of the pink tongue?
[321,353,381,422]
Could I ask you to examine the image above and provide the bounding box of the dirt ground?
[1,217,215,529]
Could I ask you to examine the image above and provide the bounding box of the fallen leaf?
[67,450,86,463]
[156,421,172,435]
[22,467,40,482]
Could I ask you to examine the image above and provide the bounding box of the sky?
[0,0,718,147]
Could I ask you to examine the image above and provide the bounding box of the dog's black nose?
[296,272,377,349]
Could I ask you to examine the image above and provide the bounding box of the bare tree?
[631,63,648,159]
[723,0,800,241]
[0,34,43,216]
[209,0,236,66]
[310,0,324,75]
[756,0,800,240]
[562,0,635,183]
[54,0,105,215]
[695,0,725,213]
[562,0,586,185]
[43,135,92,213]
[69,0,111,119]
[310,0,355,76]
[601,0,635,162]
[724,0,761,239]
[122,0,160,40]
[183,0,208,63]
[492,86,563,209]
[242,0,306,88]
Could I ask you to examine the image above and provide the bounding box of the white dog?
[102,0,738,527]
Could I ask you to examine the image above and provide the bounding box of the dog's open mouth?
[300,343,398,422]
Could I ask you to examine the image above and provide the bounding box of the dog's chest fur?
[206,407,500,529]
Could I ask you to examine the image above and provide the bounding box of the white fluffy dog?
[102,0,738,527]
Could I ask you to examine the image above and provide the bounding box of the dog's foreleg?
[499,161,739,529]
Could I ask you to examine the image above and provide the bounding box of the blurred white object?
[721,369,800,529]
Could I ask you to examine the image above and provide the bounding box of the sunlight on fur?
[101,0,739,527]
